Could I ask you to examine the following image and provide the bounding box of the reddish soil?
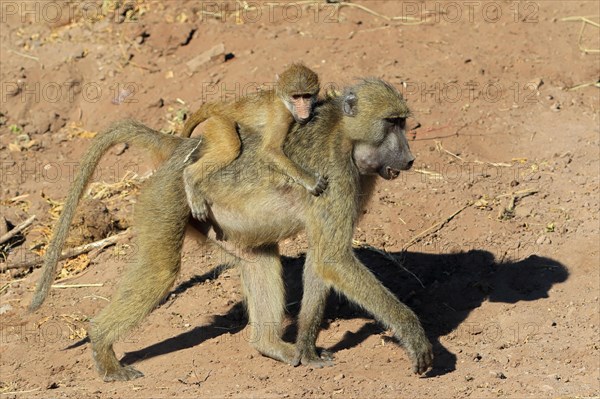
[1,1,599,398]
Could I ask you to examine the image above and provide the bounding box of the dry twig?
[336,1,423,24]
[0,215,36,245]
[413,169,444,180]
[8,49,40,61]
[7,194,29,202]
[203,1,425,25]
[403,203,472,251]
[354,241,424,288]
[435,141,464,162]
[374,248,424,288]
[561,16,600,53]
[51,283,103,289]
[496,188,539,220]
[566,80,600,91]
[0,388,41,396]
[2,231,129,272]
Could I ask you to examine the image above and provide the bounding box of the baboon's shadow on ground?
[120,249,568,376]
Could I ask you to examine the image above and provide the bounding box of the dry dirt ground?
[1,1,599,398]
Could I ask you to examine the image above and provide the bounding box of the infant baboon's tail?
[180,102,221,138]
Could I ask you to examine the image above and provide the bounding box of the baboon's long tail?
[180,102,220,138]
[29,120,183,311]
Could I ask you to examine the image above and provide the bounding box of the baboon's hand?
[309,174,329,196]
[405,333,434,375]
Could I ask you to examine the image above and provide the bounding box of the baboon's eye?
[385,117,406,128]
[292,94,313,101]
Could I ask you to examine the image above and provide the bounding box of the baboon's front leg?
[298,222,433,374]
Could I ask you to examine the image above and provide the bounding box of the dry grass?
[561,15,600,53]
[56,254,91,280]
[200,1,426,25]
[87,170,143,200]
[37,314,89,340]
[62,121,97,139]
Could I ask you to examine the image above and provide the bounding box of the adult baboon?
[30,79,432,381]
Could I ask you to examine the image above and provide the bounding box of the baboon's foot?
[93,345,145,382]
[188,196,210,221]
[183,168,209,221]
[183,183,209,221]
[294,346,335,368]
[93,352,144,381]
[101,364,144,382]
[403,332,434,375]
[256,341,298,366]
[307,174,329,197]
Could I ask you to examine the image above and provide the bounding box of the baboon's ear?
[343,92,358,116]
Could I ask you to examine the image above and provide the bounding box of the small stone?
[0,217,7,236]
[528,77,543,90]
[136,31,150,45]
[149,98,164,109]
[114,143,128,156]
[187,43,225,73]
[465,375,474,381]
[536,235,551,245]
[0,304,13,315]
[333,373,345,381]
[490,371,506,379]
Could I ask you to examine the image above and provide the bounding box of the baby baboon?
[30,79,432,381]
[180,63,327,220]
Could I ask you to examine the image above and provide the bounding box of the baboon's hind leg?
[89,162,190,381]
[240,246,298,365]
[183,116,241,221]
